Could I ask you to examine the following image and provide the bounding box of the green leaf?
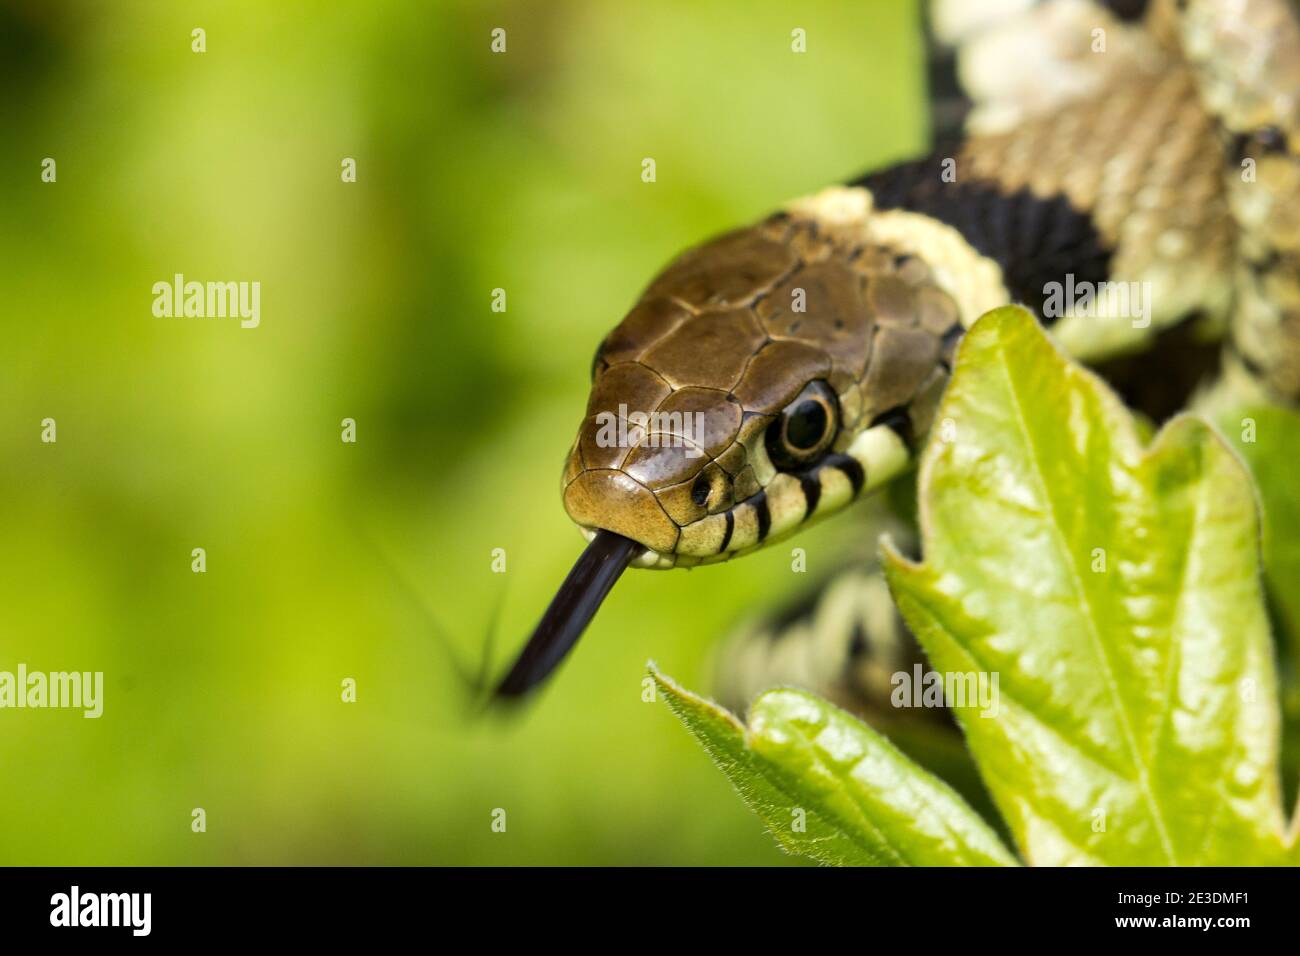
[652,665,1017,866]
[1216,404,1300,656]
[883,305,1292,866]
[1215,403,1300,826]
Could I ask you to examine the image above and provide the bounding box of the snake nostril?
[690,474,711,507]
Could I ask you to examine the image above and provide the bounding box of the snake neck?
[853,149,1113,321]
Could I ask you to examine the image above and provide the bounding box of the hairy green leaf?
[884,306,1291,865]
[652,665,1017,866]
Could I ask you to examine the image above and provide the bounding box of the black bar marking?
[869,406,915,454]
[823,453,865,496]
[718,509,735,554]
[752,490,772,543]
[1101,0,1149,22]
[798,473,821,521]
[852,155,1113,321]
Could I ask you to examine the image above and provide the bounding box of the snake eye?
[786,399,828,450]
[765,380,838,471]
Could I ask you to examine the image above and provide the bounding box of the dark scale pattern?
[921,2,973,145]
[1091,311,1224,421]
[853,152,1114,319]
[1102,0,1151,22]
[711,561,959,734]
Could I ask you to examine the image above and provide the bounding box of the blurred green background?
[0,0,925,864]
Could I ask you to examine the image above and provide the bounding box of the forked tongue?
[494,530,639,699]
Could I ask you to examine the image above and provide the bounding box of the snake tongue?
[494,530,639,699]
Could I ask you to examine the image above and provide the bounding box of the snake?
[494,0,1300,701]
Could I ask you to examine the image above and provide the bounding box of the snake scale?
[494,0,1300,703]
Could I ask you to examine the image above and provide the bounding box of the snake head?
[562,204,964,570]
[497,190,969,698]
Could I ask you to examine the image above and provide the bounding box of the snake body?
[498,0,1300,699]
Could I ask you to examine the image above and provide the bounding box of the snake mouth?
[576,525,676,568]
[494,529,639,699]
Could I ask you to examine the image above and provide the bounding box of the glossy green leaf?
[883,306,1291,865]
[1216,403,1300,817]
[1217,403,1300,655]
[652,665,1017,866]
